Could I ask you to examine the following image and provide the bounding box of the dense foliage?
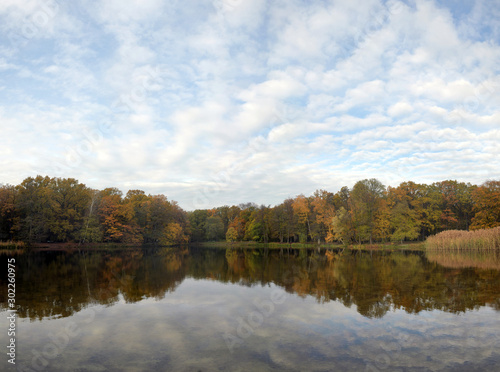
[188,178,500,244]
[1,176,499,245]
[0,176,189,245]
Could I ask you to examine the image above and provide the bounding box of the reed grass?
[0,240,26,249]
[425,226,500,251]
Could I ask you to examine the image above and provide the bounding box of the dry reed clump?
[425,226,500,251]
[0,240,26,249]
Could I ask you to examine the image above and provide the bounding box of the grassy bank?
[0,241,26,250]
[192,241,313,249]
[349,242,425,251]
[0,239,425,252]
[193,241,425,251]
[425,226,500,251]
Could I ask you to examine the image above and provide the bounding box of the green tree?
[188,209,209,242]
[351,179,386,244]
[124,190,150,234]
[387,183,422,243]
[226,226,238,242]
[205,216,225,241]
[331,207,355,244]
[16,176,55,242]
[0,184,20,240]
[390,200,420,243]
[47,177,90,242]
[244,209,263,242]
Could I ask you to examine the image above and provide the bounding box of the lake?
[1,247,500,371]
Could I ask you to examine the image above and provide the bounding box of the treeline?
[0,176,189,244]
[1,176,499,245]
[189,179,500,244]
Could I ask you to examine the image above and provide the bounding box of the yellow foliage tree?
[161,222,188,245]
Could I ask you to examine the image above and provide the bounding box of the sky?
[1,0,499,210]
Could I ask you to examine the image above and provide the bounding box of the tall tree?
[79,189,103,243]
[470,181,500,230]
[188,209,209,242]
[331,187,354,244]
[98,187,142,243]
[431,181,475,231]
[124,190,150,234]
[16,176,55,242]
[293,194,312,242]
[47,177,90,242]
[205,216,225,241]
[373,198,391,242]
[0,185,19,240]
[351,179,386,244]
[311,189,335,243]
[331,207,355,244]
[389,181,431,241]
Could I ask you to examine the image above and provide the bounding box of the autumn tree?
[293,194,312,242]
[350,179,386,244]
[373,198,390,242]
[242,205,275,243]
[470,180,500,230]
[239,203,257,241]
[311,189,335,243]
[124,190,150,232]
[272,203,288,243]
[16,176,56,242]
[226,227,238,242]
[162,222,188,245]
[244,208,263,242]
[0,184,19,240]
[169,201,189,243]
[98,188,126,242]
[214,206,231,232]
[4,175,499,245]
[47,177,91,242]
[431,181,475,231]
[331,207,354,244]
[280,198,296,243]
[387,182,425,242]
[330,187,355,244]
[140,195,188,245]
[227,215,246,241]
[143,195,171,243]
[79,189,103,243]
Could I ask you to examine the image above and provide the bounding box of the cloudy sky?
[1,0,499,210]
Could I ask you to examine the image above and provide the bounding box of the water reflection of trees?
[1,247,499,321]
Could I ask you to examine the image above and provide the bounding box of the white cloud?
[388,101,413,117]
[93,0,165,24]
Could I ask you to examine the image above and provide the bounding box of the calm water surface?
[1,247,500,371]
